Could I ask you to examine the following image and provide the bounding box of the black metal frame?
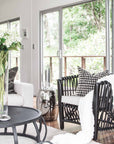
[57,75,79,129]
[93,81,114,140]
[57,75,114,140]
[0,107,47,144]
[0,116,47,144]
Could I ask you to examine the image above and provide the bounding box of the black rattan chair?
[93,81,114,140]
[57,75,114,140]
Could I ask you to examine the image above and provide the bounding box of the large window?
[0,18,20,80]
[40,0,113,89]
[63,1,107,75]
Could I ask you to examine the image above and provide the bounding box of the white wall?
[0,0,32,83]
[0,0,81,96]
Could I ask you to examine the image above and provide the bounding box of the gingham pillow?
[75,66,109,97]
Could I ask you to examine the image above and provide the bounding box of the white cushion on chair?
[14,82,33,107]
[62,96,81,106]
[8,94,24,106]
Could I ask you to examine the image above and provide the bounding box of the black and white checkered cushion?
[75,66,109,97]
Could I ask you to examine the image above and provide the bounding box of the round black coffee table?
[0,106,47,144]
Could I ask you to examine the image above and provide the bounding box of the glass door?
[40,0,113,91]
[42,11,60,89]
[62,0,112,76]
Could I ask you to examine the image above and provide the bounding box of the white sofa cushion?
[14,82,33,107]
[62,96,81,106]
[8,94,23,106]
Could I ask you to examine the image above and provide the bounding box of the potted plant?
[0,33,21,120]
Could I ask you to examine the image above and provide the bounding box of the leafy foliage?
[63,0,105,51]
[0,33,21,52]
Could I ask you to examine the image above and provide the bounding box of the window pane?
[0,20,21,80]
[43,12,59,56]
[63,0,106,75]
[42,12,59,88]
[0,23,7,33]
[10,20,20,80]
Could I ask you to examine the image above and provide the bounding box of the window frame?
[0,17,21,79]
[39,0,113,88]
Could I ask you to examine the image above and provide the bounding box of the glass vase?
[0,51,10,121]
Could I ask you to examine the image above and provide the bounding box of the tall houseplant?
[0,33,21,120]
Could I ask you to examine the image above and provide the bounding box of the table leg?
[40,116,47,141]
[4,128,7,134]
[23,124,27,134]
[33,121,40,142]
[39,118,42,132]
[12,126,18,144]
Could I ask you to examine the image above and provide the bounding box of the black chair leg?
[93,83,99,141]
[93,125,98,140]
[60,120,64,129]
[59,104,64,129]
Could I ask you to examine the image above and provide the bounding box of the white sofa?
[8,82,33,108]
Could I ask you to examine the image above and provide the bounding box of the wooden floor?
[34,97,114,144]
[46,120,114,144]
